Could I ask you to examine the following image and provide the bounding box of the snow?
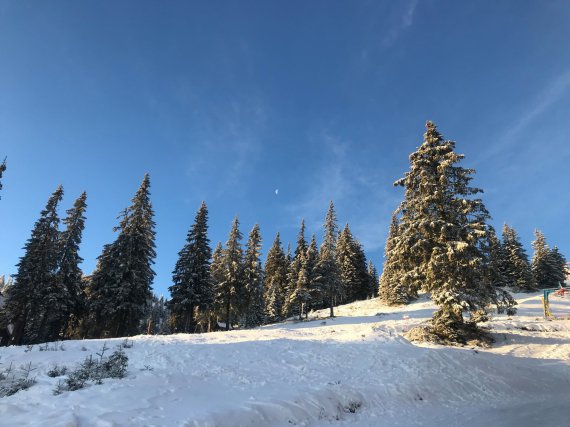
[1,293,569,427]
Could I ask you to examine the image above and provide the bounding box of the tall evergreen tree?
[485,226,508,288]
[548,246,568,287]
[379,212,413,305]
[502,224,535,291]
[87,174,156,338]
[264,232,289,322]
[284,220,308,318]
[395,122,510,343]
[531,229,555,289]
[313,201,342,317]
[168,202,213,333]
[367,260,378,298]
[242,224,265,327]
[336,224,369,303]
[54,192,88,338]
[4,186,63,344]
[214,217,244,330]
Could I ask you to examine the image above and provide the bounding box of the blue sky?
[1,1,569,297]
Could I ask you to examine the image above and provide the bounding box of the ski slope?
[0,292,569,427]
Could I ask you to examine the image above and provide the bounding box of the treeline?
[378,122,568,344]
[1,122,568,346]
[0,167,377,344]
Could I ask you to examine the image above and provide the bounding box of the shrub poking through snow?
[0,361,37,397]
[53,343,129,394]
[47,364,68,378]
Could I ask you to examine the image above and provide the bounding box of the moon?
[275,189,279,195]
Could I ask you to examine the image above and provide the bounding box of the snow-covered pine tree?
[313,201,343,317]
[87,174,156,338]
[4,186,64,344]
[548,246,568,287]
[531,229,556,289]
[283,220,307,318]
[214,217,245,331]
[502,224,535,291]
[485,226,508,288]
[336,224,369,304]
[242,224,265,328]
[398,122,506,344]
[264,232,289,322]
[481,225,517,315]
[168,202,213,333]
[379,212,412,305]
[54,191,88,339]
[367,260,378,298]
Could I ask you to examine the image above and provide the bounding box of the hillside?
[1,292,569,427]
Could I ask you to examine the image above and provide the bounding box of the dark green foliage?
[367,260,378,298]
[284,220,307,318]
[394,122,511,343]
[485,226,509,288]
[242,224,265,327]
[54,192,87,339]
[379,212,412,305]
[502,224,535,291]
[264,232,289,322]
[87,175,156,338]
[336,224,369,304]
[4,186,64,345]
[168,202,213,333]
[547,246,568,288]
[531,230,567,289]
[313,201,343,317]
[143,294,169,335]
[213,217,245,330]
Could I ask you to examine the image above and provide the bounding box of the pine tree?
[264,232,289,322]
[284,220,307,318]
[54,192,88,338]
[336,224,369,304]
[485,226,508,287]
[313,201,343,317]
[379,212,412,304]
[242,224,265,327]
[4,186,64,344]
[396,122,509,343]
[214,217,244,330]
[531,230,555,289]
[502,224,535,291]
[548,246,568,287]
[168,202,213,333]
[367,260,378,298]
[87,174,156,338]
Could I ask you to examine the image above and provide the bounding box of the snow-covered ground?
[1,292,569,427]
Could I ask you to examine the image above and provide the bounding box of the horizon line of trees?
[0,165,377,344]
[1,123,568,346]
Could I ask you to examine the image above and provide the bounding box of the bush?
[47,364,68,378]
[54,343,129,394]
[0,362,37,397]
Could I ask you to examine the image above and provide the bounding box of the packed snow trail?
[0,293,569,426]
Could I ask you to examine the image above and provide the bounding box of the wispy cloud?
[382,0,419,47]
[184,95,267,198]
[287,132,400,255]
[480,70,570,162]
